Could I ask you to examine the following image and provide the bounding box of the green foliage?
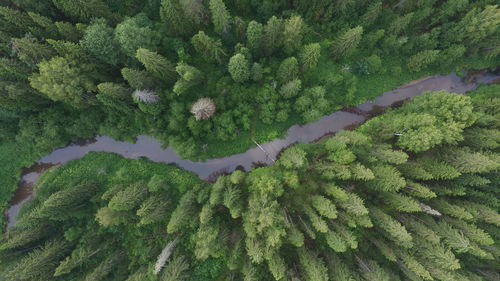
[115,14,159,57]
[228,53,250,83]
[332,26,363,59]
[209,0,231,35]
[191,31,226,64]
[407,50,440,72]
[1,0,500,279]
[136,48,177,83]
[29,56,98,108]
[80,19,121,65]
[276,57,299,83]
[173,63,203,95]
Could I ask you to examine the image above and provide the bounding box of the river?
[4,71,498,229]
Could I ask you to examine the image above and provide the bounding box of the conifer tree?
[191,31,227,64]
[173,63,203,95]
[108,183,149,211]
[52,0,116,22]
[121,67,158,89]
[80,19,122,65]
[276,57,299,83]
[263,16,283,56]
[209,0,231,35]
[29,56,99,108]
[246,21,263,56]
[407,50,440,72]
[11,35,56,68]
[38,183,97,219]
[160,0,193,36]
[136,48,177,83]
[332,26,363,59]
[299,43,321,72]
[6,240,70,281]
[228,53,250,83]
[283,15,305,55]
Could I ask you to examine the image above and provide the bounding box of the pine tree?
[121,67,158,89]
[54,246,102,277]
[136,48,177,83]
[11,35,56,68]
[246,21,263,56]
[283,15,305,55]
[52,0,116,22]
[136,195,171,225]
[279,79,302,99]
[80,19,122,65]
[360,1,382,27]
[167,190,198,233]
[0,6,35,35]
[267,253,286,280]
[332,26,363,59]
[228,53,250,83]
[96,82,133,112]
[299,43,321,72]
[108,183,149,211]
[263,16,283,56]
[0,223,52,250]
[276,57,299,83]
[160,0,193,36]
[29,56,98,108]
[173,63,203,95]
[115,14,159,58]
[54,21,82,42]
[191,31,227,64]
[84,251,124,281]
[370,207,413,248]
[38,183,97,219]
[209,0,231,35]
[6,240,70,281]
[298,248,329,281]
[407,50,440,72]
[161,255,190,281]
[27,12,59,39]
[388,13,414,35]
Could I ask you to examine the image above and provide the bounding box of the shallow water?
[5,71,497,229]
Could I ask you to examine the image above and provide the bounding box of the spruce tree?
[191,31,227,64]
[209,0,231,35]
[332,26,363,59]
[283,15,305,55]
[246,20,263,56]
[136,48,177,83]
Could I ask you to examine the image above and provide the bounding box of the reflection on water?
[5,71,498,229]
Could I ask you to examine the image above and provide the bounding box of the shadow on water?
[4,71,498,229]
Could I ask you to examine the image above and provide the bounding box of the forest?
[0,0,499,280]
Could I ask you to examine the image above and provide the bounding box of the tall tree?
[246,20,264,56]
[52,0,116,22]
[29,56,99,108]
[80,19,122,65]
[209,0,231,35]
[331,26,363,59]
[191,31,227,64]
[283,15,305,55]
[136,48,177,83]
[115,14,159,58]
[160,0,194,36]
[173,63,203,95]
[263,16,283,56]
[228,53,250,83]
